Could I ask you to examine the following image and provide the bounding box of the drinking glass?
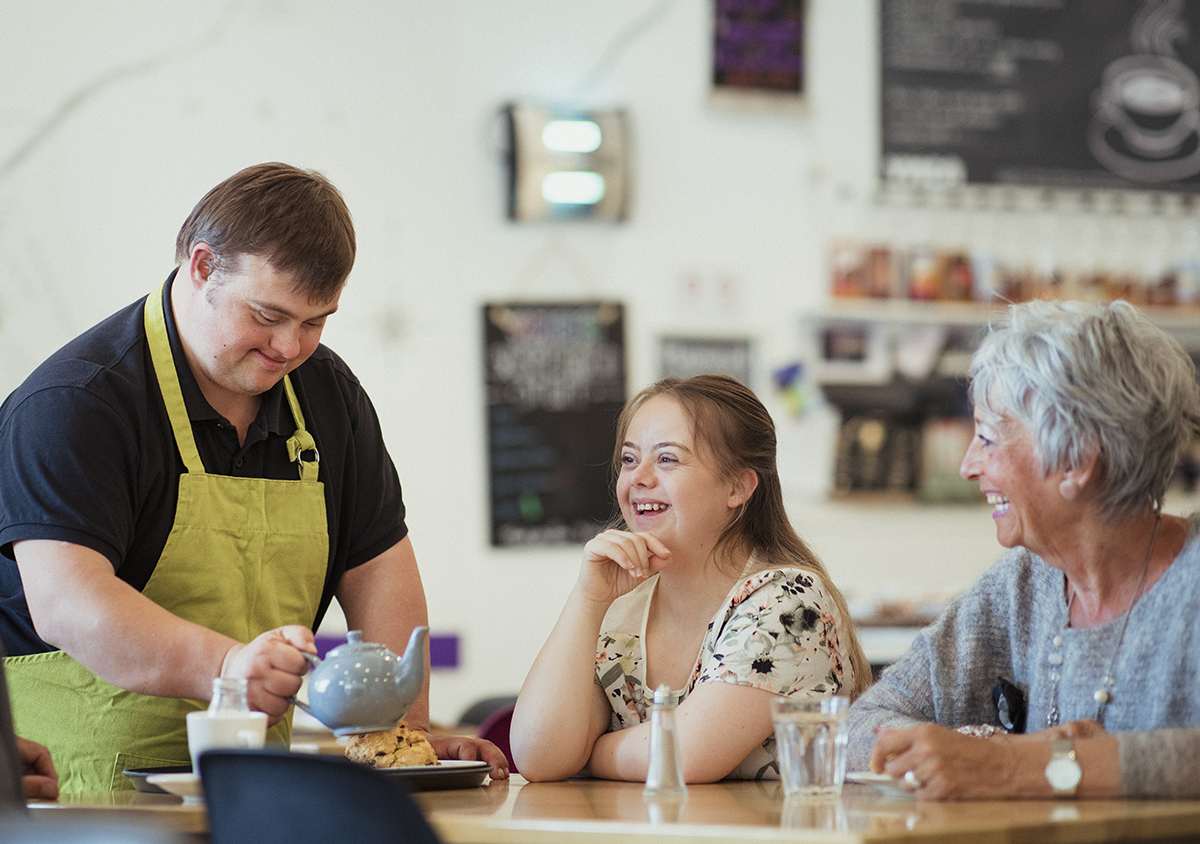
[771,695,850,797]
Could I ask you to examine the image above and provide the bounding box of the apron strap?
[145,280,320,482]
[283,378,320,482]
[144,282,205,475]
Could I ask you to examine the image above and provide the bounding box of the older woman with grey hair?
[846,299,1200,800]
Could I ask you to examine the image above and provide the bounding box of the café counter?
[29,774,1200,844]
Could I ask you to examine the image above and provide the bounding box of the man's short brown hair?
[175,162,356,301]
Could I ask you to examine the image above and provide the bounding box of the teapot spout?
[404,625,430,654]
[394,626,430,716]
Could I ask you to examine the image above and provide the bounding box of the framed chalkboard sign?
[711,0,806,109]
[484,302,626,547]
[660,335,753,385]
[881,0,1200,192]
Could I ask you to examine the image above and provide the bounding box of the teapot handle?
[289,652,321,716]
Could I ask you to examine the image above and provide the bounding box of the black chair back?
[200,749,441,844]
[0,644,27,813]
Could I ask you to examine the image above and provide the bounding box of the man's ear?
[185,243,217,289]
[728,468,759,509]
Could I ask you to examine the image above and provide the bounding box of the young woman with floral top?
[511,374,869,783]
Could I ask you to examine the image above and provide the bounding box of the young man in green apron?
[0,162,508,793]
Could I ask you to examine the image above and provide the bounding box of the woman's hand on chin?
[578,529,672,603]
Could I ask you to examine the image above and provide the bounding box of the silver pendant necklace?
[1047,513,1161,728]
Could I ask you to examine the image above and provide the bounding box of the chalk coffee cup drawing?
[1089,53,1200,182]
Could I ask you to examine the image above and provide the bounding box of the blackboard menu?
[484,302,626,547]
[881,0,1200,192]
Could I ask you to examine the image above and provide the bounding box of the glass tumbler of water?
[771,695,850,797]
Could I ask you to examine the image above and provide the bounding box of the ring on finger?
[903,769,922,789]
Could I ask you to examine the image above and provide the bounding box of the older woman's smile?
[986,493,1011,517]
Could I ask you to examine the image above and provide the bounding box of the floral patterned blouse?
[593,565,854,780]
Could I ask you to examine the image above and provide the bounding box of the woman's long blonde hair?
[612,374,871,698]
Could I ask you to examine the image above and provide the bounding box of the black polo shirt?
[0,272,408,655]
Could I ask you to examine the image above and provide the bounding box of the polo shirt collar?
[159,270,291,438]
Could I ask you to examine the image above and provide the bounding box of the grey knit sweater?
[846,515,1200,798]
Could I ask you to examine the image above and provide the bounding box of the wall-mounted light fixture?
[503,103,630,222]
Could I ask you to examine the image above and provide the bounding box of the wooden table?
[28,774,1200,844]
[29,789,209,840]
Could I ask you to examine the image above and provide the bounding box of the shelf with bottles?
[816,235,1200,353]
[821,181,1200,326]
[828,236,1200,306]
[812,295,1200,349]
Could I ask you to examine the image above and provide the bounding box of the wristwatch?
[1044,738,1082,797]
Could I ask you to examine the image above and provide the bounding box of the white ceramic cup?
[186,709,268,775]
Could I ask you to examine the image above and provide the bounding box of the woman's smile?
[985,492,1011,517]
[633,501,670,516]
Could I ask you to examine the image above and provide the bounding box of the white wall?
[0,1,1014,724]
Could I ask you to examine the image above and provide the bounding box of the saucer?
[845,770,912,799]
[144,772,204,803]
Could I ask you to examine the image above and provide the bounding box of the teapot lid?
[329,630,386,655]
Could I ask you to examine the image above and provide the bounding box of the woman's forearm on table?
[511,586,612,781]
[587,682,777,783]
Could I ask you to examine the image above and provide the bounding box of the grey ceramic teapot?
[292,627,429,736]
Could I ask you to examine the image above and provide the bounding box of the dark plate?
[123,765,192,794]
[375,759,491,791]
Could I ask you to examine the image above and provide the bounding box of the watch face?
[1046,757,1082,791]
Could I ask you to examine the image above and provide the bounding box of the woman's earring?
[1059,479,1078,500]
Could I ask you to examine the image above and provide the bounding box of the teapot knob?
[346,630,364,645]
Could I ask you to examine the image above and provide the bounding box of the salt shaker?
[643,683,687,800]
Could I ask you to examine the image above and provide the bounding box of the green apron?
[4,283,329,793]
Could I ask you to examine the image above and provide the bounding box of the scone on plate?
[345,720,439,768]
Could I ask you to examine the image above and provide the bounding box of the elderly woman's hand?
[870,724,1045,800]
